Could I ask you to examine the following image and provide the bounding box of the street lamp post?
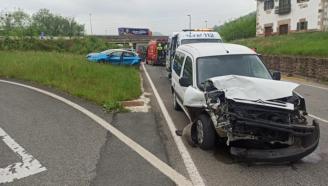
[187,14,191,31]
[205,20,208,28]
[89,13,93,35]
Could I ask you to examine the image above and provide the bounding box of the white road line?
[309,114,328,123]
[0,127,47,184]
[0,80,192,186]
[142,64,206,186]
[284,79,328,91]
[301,83,328,91]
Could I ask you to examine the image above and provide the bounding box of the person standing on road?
[157,43,164,60]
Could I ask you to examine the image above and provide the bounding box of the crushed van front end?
[203,78,320,162]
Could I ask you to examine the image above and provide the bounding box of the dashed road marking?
[0,127,47,184]
[142,64,206,186]
[0,80,192,186]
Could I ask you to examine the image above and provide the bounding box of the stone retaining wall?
[262,55,328,81]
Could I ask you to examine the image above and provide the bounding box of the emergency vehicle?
[165,29,222,72]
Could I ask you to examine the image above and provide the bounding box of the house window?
[279,24,289,35]
[264,0,274,11]
[297,21,308,30]
[276,0,291,14]
[264,26,273,36]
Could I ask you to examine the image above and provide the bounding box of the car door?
[122,52,135,65]
[178,55,193,103]
[108,51,123,64]
[171,51,186,103]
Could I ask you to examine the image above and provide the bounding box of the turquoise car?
[86,49,141,65]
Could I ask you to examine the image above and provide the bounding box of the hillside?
[214,12,256,41]
[233,32,328,57]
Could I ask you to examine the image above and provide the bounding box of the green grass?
[233,32,328,57]
[0,51,141,111]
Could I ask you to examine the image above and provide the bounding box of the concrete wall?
[256,0,324,36]
[263,55,328,81]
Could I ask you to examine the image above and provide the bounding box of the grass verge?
[0,51,141,111]
[233,32,328,57]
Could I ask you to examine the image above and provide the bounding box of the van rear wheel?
[196,114,217,150]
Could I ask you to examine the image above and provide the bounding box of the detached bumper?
[230,120,320,163]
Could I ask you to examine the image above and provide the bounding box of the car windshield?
[181,39,222,45]
[197,55,272,86]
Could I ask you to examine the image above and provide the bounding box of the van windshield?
[181,39,222,45]
[197,55,272,86]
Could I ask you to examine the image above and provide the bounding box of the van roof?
[177,43,256,58]
[170,31,222,41]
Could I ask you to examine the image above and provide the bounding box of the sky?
[1,0,256,35]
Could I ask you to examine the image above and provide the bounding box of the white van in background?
[165,29,222,72]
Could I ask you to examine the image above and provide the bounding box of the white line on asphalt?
[301,83,328,91]
[142,64,206,186]
[309,114,328,123]
[0,80,192,186]
[0,127,47,184]
[284,79,328,91]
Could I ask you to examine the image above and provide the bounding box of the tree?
[0,9,84,37]
[0,9,31,37]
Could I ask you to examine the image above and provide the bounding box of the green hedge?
[0,37,119,54]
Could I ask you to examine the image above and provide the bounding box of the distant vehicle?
[146,39,168,65]
[118,27,152,36]
[86,49,141,65]
[171,42,319,162]
[166,29,222,72]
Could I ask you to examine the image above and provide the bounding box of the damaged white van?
[171,43,320,162]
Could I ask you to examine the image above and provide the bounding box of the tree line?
[214,12,256,42]
[0,9,85,38]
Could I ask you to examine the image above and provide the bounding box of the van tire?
[173,92,181,111]
[196,114,217,150]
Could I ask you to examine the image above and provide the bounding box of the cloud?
[1,0,256,35]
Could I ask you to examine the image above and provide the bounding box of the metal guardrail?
[94,35,169,44]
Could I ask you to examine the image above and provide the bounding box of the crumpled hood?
[209,75,299,101]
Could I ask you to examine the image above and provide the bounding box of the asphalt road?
[1,65,328,186]
[144,64,328,186]
[0,81,173,185]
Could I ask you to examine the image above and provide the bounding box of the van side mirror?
[272,71,281,80]
[179,77,191,87]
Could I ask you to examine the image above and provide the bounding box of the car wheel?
[173,92,181,111]
[196,114,217,150]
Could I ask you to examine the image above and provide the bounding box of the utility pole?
[89,13,93,35]
[205,20,208,28]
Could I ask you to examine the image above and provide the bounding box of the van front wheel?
[173,92,181,111]
[196,114,217,150]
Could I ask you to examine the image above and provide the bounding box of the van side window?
[173,52,185,76]
[182,56,193,84]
